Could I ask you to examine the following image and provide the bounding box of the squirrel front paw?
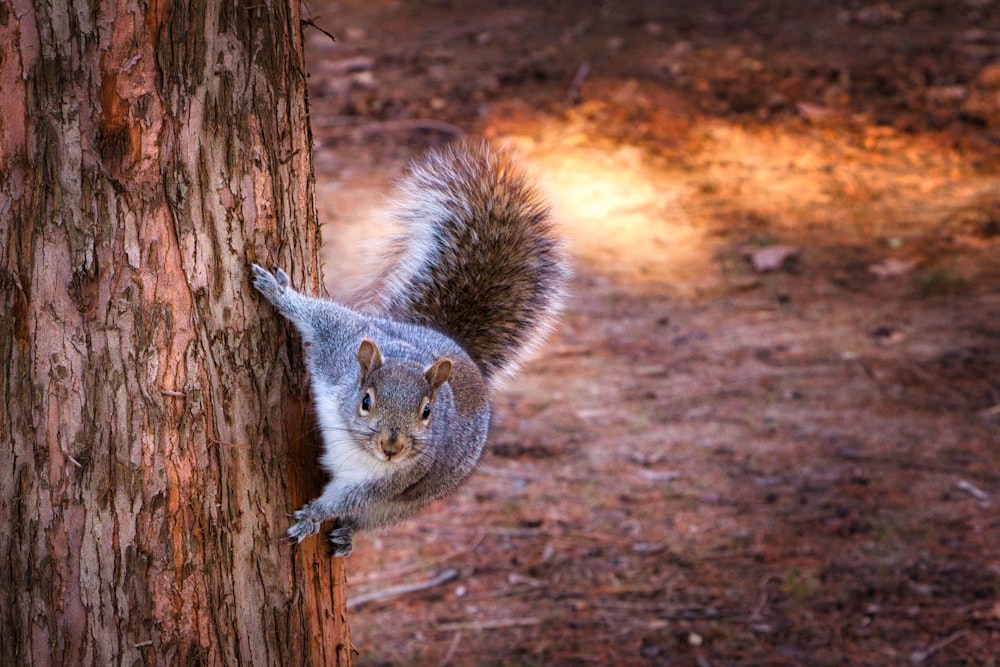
[285,509,322,543]
[250,263,290,304]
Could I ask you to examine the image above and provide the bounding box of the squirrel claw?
[285,516,321,543]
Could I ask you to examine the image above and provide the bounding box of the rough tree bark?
[0,0,350,664]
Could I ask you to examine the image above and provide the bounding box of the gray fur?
[250,141,569,556]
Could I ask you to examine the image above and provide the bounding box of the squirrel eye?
[421,400,432,421]
[360,391,373,415]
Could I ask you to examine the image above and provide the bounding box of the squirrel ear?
[425,357,452,393]
[357,339,383,384]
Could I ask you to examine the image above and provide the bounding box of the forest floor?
[303,1,1000,665]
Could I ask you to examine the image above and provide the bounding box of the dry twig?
[437,631,462,667]
[909,629,968,665]
[566,62,591,104]
[438,617,542,632]
[348,568,459,610]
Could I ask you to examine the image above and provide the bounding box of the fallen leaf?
[749,245,799,272]
[869,257,920,278]
[796,101,834,120]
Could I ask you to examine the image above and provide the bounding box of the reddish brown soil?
[304,1,1000,664]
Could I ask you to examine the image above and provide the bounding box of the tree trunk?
[0,1,350,664]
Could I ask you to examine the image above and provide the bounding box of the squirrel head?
[352,338,452,462]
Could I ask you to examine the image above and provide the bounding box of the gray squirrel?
[251,140,571,556]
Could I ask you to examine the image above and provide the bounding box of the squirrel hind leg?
[326,519,355,558]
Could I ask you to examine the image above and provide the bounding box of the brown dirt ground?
[302,1,1000,664]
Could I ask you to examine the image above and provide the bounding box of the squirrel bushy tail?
[371,140,571,387]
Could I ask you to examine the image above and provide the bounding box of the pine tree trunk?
[0,1,350,664]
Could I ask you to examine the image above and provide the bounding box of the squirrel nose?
[379,430,407,459]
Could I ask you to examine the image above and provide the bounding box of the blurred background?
[303,1,1000,664]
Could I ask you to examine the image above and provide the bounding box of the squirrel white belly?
[251,140,570,556]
